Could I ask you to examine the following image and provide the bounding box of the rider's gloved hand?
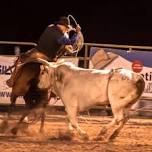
[76,24,81,33]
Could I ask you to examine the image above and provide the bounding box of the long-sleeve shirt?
[57,33,77,45]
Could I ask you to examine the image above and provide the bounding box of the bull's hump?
[119,69,134,79]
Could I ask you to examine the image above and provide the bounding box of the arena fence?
[81,42,152,68]
[0,41,37,46]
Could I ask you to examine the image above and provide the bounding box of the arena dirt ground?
[0,115,151,152]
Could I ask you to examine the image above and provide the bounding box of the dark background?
[0,0,152,46]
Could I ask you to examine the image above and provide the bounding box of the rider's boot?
[6,66,19,87]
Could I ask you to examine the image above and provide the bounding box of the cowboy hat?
[55,16,71,28]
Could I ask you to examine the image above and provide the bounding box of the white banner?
[0,55,24,104]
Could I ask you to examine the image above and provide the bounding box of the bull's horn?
[24,58,61,67]
[35,58,51,66]
[19,58,57,68]
[35,58,57,67]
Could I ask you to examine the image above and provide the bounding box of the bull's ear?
[44,65,49,71]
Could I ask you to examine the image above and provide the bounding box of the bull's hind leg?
[106,107,129,141]
[104,93,138,141]
[9,93,17,113]
[99,74,142,141]
[96,118,117,139]
[96,107,128,141]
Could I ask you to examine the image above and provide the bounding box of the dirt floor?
[0,115,151,152]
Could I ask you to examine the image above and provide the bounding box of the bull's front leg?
[65,106,89,140]
[67,121,74,131]
[11,111,29,135]
[0,93,17,134]
[2,93,17,128]
[7,93,17,118]
[39,111,46,133]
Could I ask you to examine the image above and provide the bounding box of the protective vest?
[36,25,64,59]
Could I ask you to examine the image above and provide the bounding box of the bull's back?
[59,71,111,110]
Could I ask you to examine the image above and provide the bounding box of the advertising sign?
[0,55,23,104]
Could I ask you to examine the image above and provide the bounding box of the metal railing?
[82,43,152,68]
[0,41,37,46]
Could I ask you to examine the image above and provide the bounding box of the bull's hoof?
[106,133,117,142]
[58,130,74,141]
[19,122,29,130]
[21,129,31,136]
[94,135,105,141]
[80,133,89,141]
[39,129,45,134]
[0,120,8,133]
[11,127,18,135]
[94,135,113,143]
[98,127,107,136]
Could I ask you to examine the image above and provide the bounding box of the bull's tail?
[135,75,145,98]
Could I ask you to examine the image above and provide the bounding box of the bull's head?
[38,64,55,90]
[27,58,55,90]
[37,59,59,91]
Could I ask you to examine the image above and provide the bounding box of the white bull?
[38,61,145,141]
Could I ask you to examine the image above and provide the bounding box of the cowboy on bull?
[6,16,82,87]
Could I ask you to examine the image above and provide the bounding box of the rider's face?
[57,24,70,34]
[64,26,70,33]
